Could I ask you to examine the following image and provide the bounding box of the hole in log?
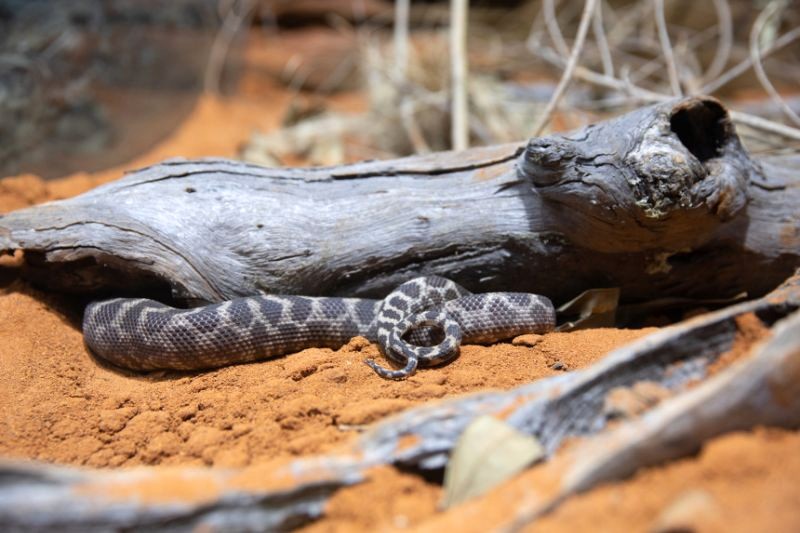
[670,100,729,162]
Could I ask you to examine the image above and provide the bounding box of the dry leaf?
[556,287,620,331]
[441,415,544,509]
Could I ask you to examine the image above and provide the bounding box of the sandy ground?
[1,31,798,531]
[0,282,655,469]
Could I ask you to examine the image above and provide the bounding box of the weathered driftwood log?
[0,96,797,306]
[1,270,797,531]
[427,292,800,532]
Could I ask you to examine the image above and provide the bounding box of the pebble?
[512,334,544,347]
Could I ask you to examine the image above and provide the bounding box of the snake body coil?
[83,276,555,379]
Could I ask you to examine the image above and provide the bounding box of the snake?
[83,276,556,380]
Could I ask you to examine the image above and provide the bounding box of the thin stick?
[527,2,800,143]
[606,0,650,49]
[701,26,800,94]
[401,99,432,153]
[538,46,670,103]
[592,0,614,77]
[677,35,703,94]
[394,0,410,81]
[542,46,800,143]
[545,41,800,143]
[531,0,599,136]
[702,0,733,83]
[654,0,682,96]
[204,0,256,94]
[630,25,718,85]
[526,2,548,52]
[729,110,800,143]
[749,1,800,127]
[544,0,570,57]
[450,0,469,150]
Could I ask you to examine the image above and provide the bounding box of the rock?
[512,334,544,347]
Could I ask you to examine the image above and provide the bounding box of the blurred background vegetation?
[0,0,797,179]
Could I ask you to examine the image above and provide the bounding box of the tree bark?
[0,96,797,305]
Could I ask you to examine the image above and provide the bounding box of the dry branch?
[0,97,797,308]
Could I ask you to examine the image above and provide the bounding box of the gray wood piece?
[0,96,797,306]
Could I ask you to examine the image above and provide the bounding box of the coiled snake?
[83,276,555,379]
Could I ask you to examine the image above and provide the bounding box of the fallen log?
[0,96,797,305]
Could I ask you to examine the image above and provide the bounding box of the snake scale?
[83,276,556,379]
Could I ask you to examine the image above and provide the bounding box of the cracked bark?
[0,96,796,307]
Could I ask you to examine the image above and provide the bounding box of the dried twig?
[531,0,598,136]
[749,0,800,127]
[526,0,800,143]
[204,0,256,94]
[729,109,800,143]
[544,0,570,57]
[400,99,432,153]
[393,0,410,81]
[701,26,800,94]
[630,26,716,86]
[537,46,669,103]
[538,41,800,144]
[702,0,733,83]
[526,2,548,53]
[592,0,614,77]
[605,0,651,50]
[653,0,682,96]
[450,0,469,150]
